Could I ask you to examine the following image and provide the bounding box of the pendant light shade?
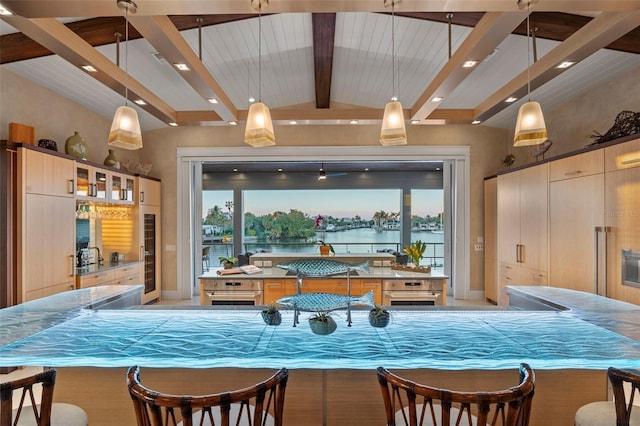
[244,0,275,147]
[109,0,142,150]
[380,0,406,146]
[108,105,143,149]
[380,101,407,146]
[244,102,275,147]
[514,101,547,146]
[513,1,547,147]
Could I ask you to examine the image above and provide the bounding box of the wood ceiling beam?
[1,15,178,125]
[410,11,529,122]
[312,13,336,109]
[473,11,640,123]
[127,15,237,122]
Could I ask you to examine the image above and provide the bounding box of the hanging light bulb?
[514,1,547,146]
[380,0,407,146]
[244,0,275,147]
[108,0,142,150]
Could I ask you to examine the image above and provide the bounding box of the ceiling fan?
[318,163,347,180]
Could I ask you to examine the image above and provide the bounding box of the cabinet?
[110,172,136,204]
[76,269,116,289]
[263,277,382,306]
[115,262,142,285]
[75,163,109,201]
[18,148,76,302]
[549,150,605,293]
[496,163,548,305]
[138,203,161,304]
[138,177,161,206]
[484,177,498,304]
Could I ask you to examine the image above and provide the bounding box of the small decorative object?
[133,161,152,175]
[403,240,426,267]
[368,304,390,328]
[218,256,238,269]
[502,154,516,169]
[261,303,282,326]
[317,240,335,256]
[103,149,121,169]
[528,139,552,161]
[589,111,640,145]
[37,139,58,151]
[309,312,337,335]
[64,131,88,160]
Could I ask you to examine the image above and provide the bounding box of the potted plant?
[368,304,391,328]
[317,240,335,256]
[403,240,426,267]
[261,303,282,326]
[308,312,337,335]
[218,256,238,269]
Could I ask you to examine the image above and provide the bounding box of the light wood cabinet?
[358,279,382,305]
[604,137,640,172]
[484,177,498,304]
[109,172,136,204]
[496,163,548,305]
[138,177,161,206]
[263,279,287,305]
[76,269,116,289]
[549,169,604,293]
[75,163,109,202]
[115,262,142,285]
[18,148,76,302]
[549,150,604,182]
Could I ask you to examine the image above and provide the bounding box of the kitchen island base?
[51,366,605,426]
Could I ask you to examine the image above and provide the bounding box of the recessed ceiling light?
[350,120,358,124]
[168,122,178,127]
[233,168,238,172]
[431,97,443,102]
[81,65,97,72]
[505,97,518,103]
[278,168,283,172]
[208,98,219,104]
[173,63,190,71]
[289,120,297,125]
[472,120,481,125]
[463,60,478,68]
[556,61,575,69]
[134,99,147,106]
[364,168,369,171]
[228,121,238,126]
[248,97,255,103]
[411,120,420,125]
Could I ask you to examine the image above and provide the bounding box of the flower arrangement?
[316,240,335,255]
[403,240,426,267]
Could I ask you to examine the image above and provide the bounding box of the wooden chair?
[376,363,535,426]
[1,368,88,426]
[127,366,289,426]
[202,246,210,271]
[575,367,640,426]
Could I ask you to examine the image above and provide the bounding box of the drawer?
[549,150,603,182]
[77,269,116,288]
[605,137,640,172]
[116,274,141,285]
[115,263,141,279]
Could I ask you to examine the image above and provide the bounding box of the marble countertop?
[76,260,142,276]
[200,267,448,280]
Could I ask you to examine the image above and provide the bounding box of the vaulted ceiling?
[1,0,639,133]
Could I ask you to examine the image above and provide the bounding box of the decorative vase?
[309,316,337,335]
[319,246,331,256]
[261,311,282,326]
[368,310,390,328]
[64,131,88,160]
[223,261,234,269]
[103,149,120,169]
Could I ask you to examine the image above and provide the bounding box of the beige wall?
[3,64,638,299]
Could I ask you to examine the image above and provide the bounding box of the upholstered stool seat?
[12,402,88,426]
[575,401,640,426]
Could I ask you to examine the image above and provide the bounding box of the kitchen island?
[199,253,448,306]
[1,285,639,425]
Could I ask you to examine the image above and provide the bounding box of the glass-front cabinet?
[75,164,108,202]
[110,173,135,204]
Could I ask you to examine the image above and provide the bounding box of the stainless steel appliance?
[382,279,443,306]
[203,280,263,305]
[622,249,640,288]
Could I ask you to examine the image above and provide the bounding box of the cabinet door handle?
[515,244,520,263]
[564,170,583,176]
[70,255,75,276]
[140,191,145,203]
[519,244,525,264]
[68,179,74,194]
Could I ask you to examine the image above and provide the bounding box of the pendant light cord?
[124,4,129,107]
[258,4,262,103]
[391,3,397,101]
[526,3,531,102]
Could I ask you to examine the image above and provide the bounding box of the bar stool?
[1,368,88,426]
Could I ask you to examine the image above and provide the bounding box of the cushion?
[14,402,88,426]
[575,401,640,426]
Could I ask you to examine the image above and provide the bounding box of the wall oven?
[203,279,263,306]
[382,280,443,306]
[622,249,640,289]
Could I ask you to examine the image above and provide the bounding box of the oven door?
[205,290,263,306]
[382,290,442,306]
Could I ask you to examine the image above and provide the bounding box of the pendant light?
[108,0,142,150]
[513,1,547,147]
[380,0,407,146]
[244,0,275,147]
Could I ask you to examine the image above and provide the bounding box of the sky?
[203,189,443,220]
